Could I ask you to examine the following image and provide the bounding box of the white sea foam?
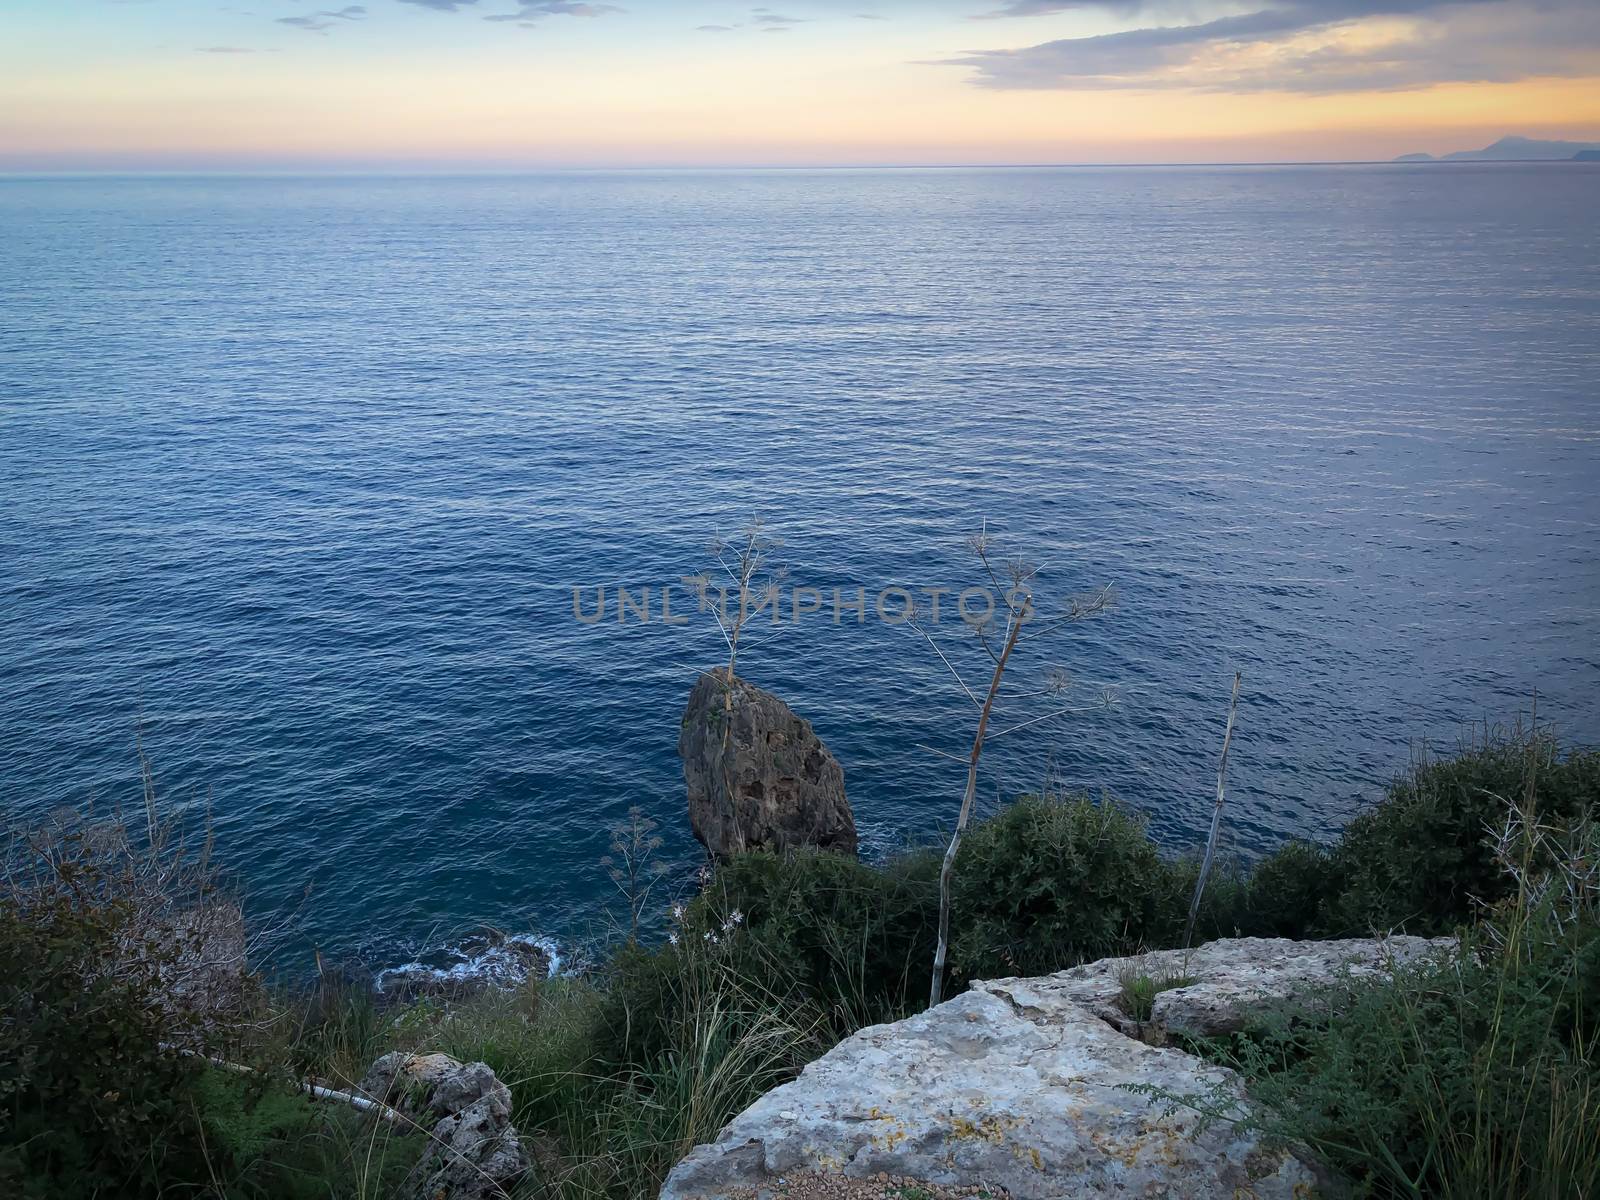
[373,932,564,994]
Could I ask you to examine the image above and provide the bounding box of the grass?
[1147,739,1600,1200]
[5,724,1597,1199]
[1115,967,1197,1022]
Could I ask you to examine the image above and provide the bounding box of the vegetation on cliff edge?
[3,725,1597,1199]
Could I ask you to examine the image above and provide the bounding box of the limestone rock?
[660,983,1314,1199]
[1024,934,1455,1041]
[360,1052,527,1200]
[679,671,856,857]
[660,936,1451,1200]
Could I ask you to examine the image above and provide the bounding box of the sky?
[2,0,1598,168]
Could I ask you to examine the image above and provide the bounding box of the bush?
[0,799,414,1200]
[11,730,1596,1200]
[948,793,1190,979]
[400,922,826,1199]
[0,811,230,1198]
[1320,728,1600,936]
[1182,810,1600,1200]
[1236,840,1339,938]
[685,846,940,1032]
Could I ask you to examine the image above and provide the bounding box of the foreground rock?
[1027,934,1455,1042]
[360,1052,528,1200]
[660,936,1450,1200]
[680,670,856,857]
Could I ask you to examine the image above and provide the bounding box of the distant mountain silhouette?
[1574,150,1600,162]
[1396,135,1600,162]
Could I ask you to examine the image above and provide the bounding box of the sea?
[3,164,1597,983]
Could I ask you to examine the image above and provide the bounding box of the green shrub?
[279,964,389,1092]
[1164,853,1253,943]
[405,974,608,1134]
[0,801,414,1200]
[948,794,1189,979]
[1237,840,1339,938]
[13,731,1596,1200]
[0,806,247,1199]
[0,868,210,1198]
[402,918,826,1199]
[687,846,940,1031]
[1168,804,1600,1200]
[1320,729,1600,936]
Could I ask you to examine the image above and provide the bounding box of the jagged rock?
[660,936,1449,1200]
[1013,934,1456,1042]
[679,671,856,857]
[360,1052,527,1200]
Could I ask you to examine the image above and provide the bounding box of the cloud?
[196,45,264,53]
[275,4,364,31]
[397,0,479,9]
[976,0,1141,16]
[750,7,804,30]
[693,8,805,33]
[946,0,1600,92]
[483,1,622,22]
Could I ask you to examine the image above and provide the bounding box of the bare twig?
[930,605,1026,1007]
[173,1048,406,1124]
[923,527,1115,1007]
[1184,671,1242,950]
[904,618,983,708]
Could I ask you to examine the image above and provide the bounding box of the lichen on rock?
[659,936,1450,1199]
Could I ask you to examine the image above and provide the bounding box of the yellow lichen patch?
[1086,1126,1150,1168]
[867,1120,909,1153]
[946,1114,1019,1145]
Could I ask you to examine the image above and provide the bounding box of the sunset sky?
[3,0,1598,169]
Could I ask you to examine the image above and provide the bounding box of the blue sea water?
[2,165,1598,977]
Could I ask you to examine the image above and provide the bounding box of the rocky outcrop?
[679,671,856,857]
[660,936,1453,1200]
[1025,934,1455,1042]
[360,1052,528,1200]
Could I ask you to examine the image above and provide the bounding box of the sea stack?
[678,670,857,858]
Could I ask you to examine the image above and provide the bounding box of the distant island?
[1396,134,1600,162]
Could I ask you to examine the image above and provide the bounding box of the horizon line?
[5,158,1598,178]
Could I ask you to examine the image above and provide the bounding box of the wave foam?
[373,931,564,995]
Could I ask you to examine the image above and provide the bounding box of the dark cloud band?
[949,0,1600,92]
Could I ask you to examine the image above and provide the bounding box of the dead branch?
[1184,671,1242,949]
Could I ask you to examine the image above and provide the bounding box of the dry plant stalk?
[1184,671,1241,950]
[912,524,1114,1006]
[601,805,669,941]
[177,1049,407,1124]
[685,520,785,855]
